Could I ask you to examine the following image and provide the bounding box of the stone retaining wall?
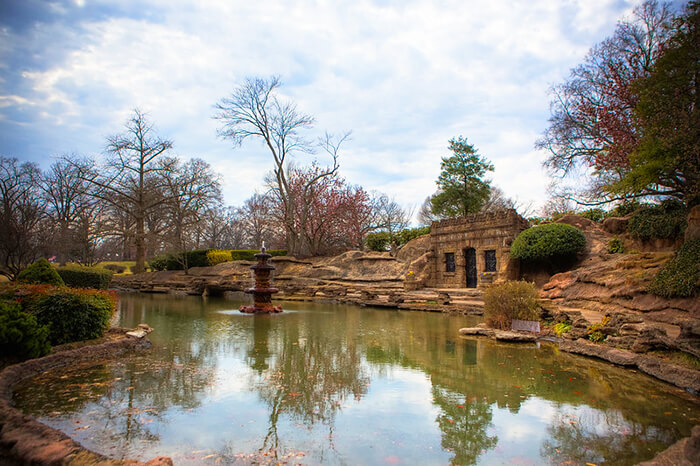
[0,328,172,465]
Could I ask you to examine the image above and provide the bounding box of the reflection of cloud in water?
[519,398,557,424]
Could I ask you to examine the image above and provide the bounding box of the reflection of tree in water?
[249,313,369,457]
[432,385,497,466]
[14,335,219,455]
[541,408,677,465]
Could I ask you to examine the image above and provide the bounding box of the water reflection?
[12,293,698,465]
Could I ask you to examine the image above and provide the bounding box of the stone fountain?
[240,244,283,314]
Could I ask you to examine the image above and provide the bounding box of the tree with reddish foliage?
[274,163,372,256]
[538,0,674,202]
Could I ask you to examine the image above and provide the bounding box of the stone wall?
[427,209,529,288]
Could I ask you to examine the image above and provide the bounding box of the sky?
[0,0,664,217]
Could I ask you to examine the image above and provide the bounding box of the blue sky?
[0,0,664,215]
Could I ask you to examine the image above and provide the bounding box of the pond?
[13,293,699,465]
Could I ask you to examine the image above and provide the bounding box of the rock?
[437,292,451,305]
[678,320,700,342]
[605,335,637,349]
[636,357,700,393]
[493,330,537,342]
[556,214,596,230]
[630,325,670,353]
[640,425,700,465]
[396,234,431,263]
[559,339,638,366]
[619,323,644,336]
[602,216,629,234]
[126,329,149,339]
[459,327,495,337]
[685,205,700,241]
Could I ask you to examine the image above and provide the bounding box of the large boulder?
[556,214,596,230]
[602,216,629,234]
[396,234,431,263]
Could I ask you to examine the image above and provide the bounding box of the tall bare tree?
[161,157,222,270]
[0,157,44,278]
[214,76,349,256]
[77,109,173,273]
[41,156,105,265]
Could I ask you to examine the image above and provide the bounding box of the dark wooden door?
[465,248,477,288]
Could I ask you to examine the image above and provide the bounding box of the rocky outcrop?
[641,425,700,466]
[558,339,700,393]
[541,252,699,323]
[0,327,170,465]
[602,216,629,234]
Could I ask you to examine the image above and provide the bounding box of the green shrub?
[0,301,50,359]
[396,226,431,246]
[57,265,113,289]
[149,254,177,271]
[587,316,610,343]
[648,239,700,298]
[607,236,625,254]
[366,232,391,251]
[483,281,540,330]
[510,223,586,265]
[17,258,64,286]
[102,264,126,273]
[628,200,687,240]
[607,200,641,218]
[580,208,605,223]
[207,249,232,265]
[25,288,116,345]
[553,322,571,337]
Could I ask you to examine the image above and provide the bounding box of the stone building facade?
[426,209,529,289]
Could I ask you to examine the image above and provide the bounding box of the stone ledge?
[458,327,537,342]
[558,338,700,393]
[0,327,171,465]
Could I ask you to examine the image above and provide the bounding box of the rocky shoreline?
[0,327,172,466]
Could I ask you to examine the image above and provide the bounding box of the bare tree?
[161,157,222,270]
[214,76,350,256]
[417,195,444,226]
[0,157,44,278]
[371,193,412,255]
[76,109,173,273]
[41,156,106,265]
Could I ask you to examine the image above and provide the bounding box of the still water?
[13,293,699,465]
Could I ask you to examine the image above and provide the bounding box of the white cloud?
[2,0,638,211]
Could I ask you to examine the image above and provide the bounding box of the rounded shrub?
[17,258,64,286]
[648,239,700,298]
[510,223,586,264]
[26,288,116,345]
[483,280,540,330]
[0,301,51,359]
[628,200,687,240]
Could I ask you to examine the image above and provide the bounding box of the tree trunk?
[134,214,146,274]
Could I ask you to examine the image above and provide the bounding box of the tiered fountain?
[240,244,283,314]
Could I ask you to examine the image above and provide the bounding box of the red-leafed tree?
[274,163,372,256]
[537,0,674,202]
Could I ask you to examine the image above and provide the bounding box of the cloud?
[0,0,641,212]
